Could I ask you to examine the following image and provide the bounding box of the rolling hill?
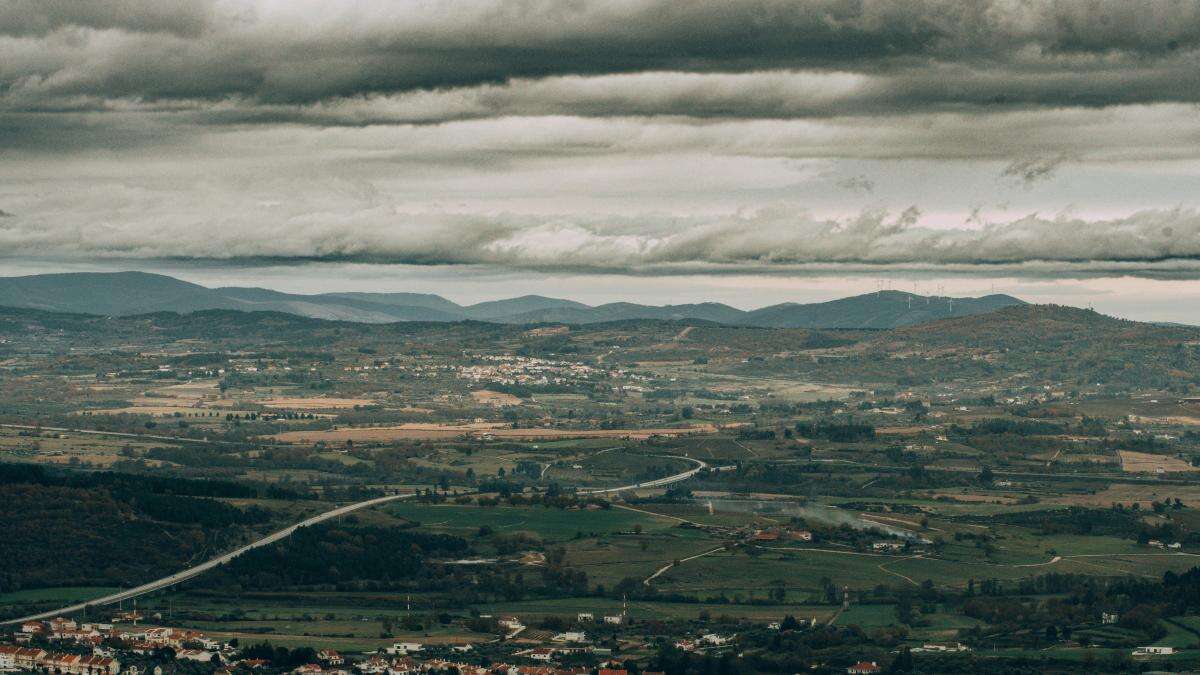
[2,302,1197,389]
[0,271,1024,328]
[745,290,1023,329]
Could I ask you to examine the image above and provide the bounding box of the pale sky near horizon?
[3,2,1200,322]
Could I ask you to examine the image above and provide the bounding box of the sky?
[3,1,1200,321]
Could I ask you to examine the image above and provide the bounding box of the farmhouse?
[1132,638,1171,653]
[1133,646,1175,656]
[912,642,969,653]
[317,650,344,666]
[386,643,424,656]
[175,649,216,663]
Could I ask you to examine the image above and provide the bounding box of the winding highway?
[575,454,711,495]
[5,451,715,624]
[0,492,415,625]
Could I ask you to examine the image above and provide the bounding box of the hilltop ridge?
[0,272,1024,329]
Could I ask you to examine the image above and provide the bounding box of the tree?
[888,647,913,673]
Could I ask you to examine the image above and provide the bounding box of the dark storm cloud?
[0,0,217,38]
[6,0,1200,113]
[6,0,1200,282]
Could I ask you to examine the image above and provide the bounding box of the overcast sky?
[4,1,1200,321]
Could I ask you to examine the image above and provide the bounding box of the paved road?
[643,546,725,586]
[576,454,710,495]
[0,492,415,625]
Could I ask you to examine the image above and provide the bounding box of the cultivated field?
[262,397,377,409]
[470,389,522,406]
[1119,450,1200,473]
[267,423,719,443]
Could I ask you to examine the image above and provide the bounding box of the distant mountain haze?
[0,271,1025,328]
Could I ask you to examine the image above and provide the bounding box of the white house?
[386,643,423,656]
[497,616,524,631]
[0,646,18,670]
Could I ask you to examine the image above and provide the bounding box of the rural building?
[386,643,423,656]
[1133,646,1175,656]
[317,650,344,666]
[912,643,969,653]
[175,649,216,663]
[498,616,524,630]
[15,648,47,671]
[751,529,780,542]
[0,646,17,670]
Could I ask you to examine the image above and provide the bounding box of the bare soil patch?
[471,390,523,406]
[1119,450,1199,474]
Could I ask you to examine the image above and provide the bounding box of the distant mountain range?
[0,271,1025,329]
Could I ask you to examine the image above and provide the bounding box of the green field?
[384,502,673,541]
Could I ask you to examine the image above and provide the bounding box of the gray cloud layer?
[6,0,1200,169]
[2,202,1199,275]
[6,1,1200,114]
[5,1,1200,280]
